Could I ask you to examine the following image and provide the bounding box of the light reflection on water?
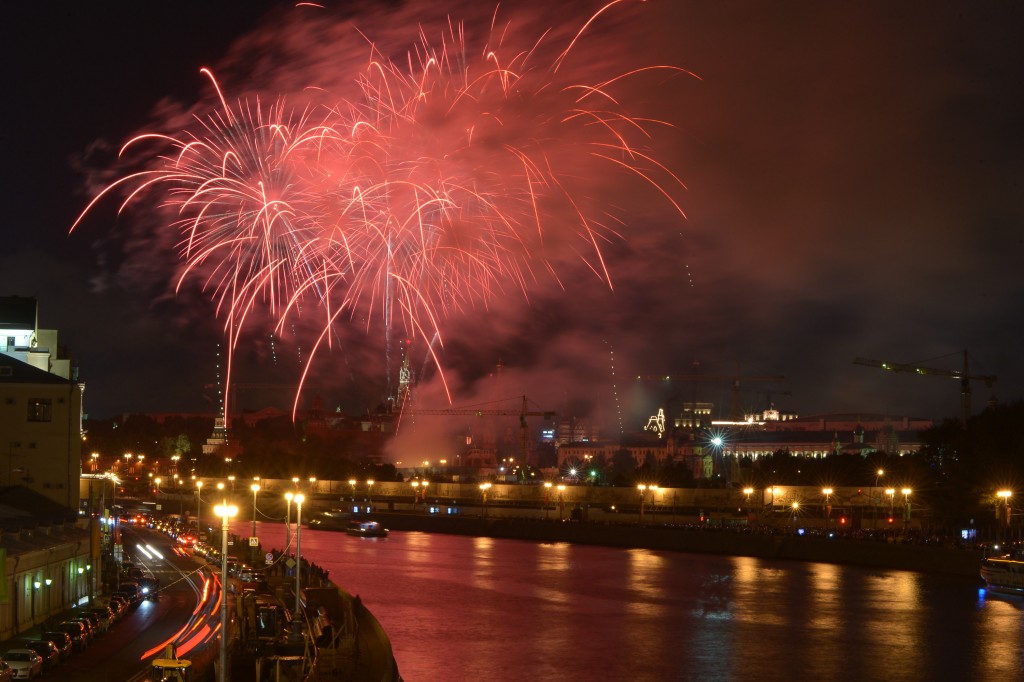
[236,521,1024,681]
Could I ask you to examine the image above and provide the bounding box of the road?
[46,525,215,681]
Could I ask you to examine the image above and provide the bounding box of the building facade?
[0,296,84,510]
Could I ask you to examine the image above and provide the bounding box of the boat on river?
[979,554,1024,594]
[346,520,389,538]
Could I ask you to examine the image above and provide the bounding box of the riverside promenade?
[364,510,984,578]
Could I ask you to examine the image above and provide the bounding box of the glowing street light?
[291,493,306,615]
[822,488,833,529]
[544,481,553,519]
[367,480,375,509]
[195,480,204,534]
[348,479,357,503]
[213,499,238,682]
[285,492,294,549]
[480,482,492,518]
[251,483,261,559]
[998,490,1013,539]
[901,488,912,530]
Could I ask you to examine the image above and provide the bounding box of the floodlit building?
[0,296,84,510]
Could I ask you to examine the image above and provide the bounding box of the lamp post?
[557,484,565,520]
[214,500,238,682]
[901,488,912,531]
[195,481,204,537]
[44,577,52,622]
[791,501,800,531]
[411,481,419,510]
[292,494,305,616]
[251,483,260,563]
[874,469,885,529]
[421,481,429,509]
[743,487,754,519]
[544,482,552,519]
[822,488,833,531]
[480,483,492,518]
[637,484,647,521]
[367,480,375,510]
[997,490,1012,543]
[348,479,357,504]
[285,492,294,550]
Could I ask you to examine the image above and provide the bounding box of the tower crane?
[413,395,556,466]
[635,368,786,421]
[853,350,996,423]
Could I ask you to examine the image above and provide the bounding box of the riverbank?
[364,511,984,578]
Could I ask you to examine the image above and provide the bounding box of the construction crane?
[412,395,556,466]
[635,368,786,421]
[853,350,996,423]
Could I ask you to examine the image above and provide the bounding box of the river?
[234,521,1023,681]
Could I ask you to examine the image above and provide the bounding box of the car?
[139,576,161,600]
[84,607,112,633]
[66,616,96,642]
[89,604,116,630]
[9,641,58,673]
[105,594,129,617]
[74,610,103,636]
[38,632,72,661]
[1,649,43,679]
[54,621,88,652]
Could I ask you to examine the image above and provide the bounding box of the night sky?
[2,1,1022,429]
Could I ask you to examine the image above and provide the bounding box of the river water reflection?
[238,522,1024,681]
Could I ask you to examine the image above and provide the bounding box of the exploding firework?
[71,1,694,419]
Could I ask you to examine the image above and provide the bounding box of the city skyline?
[1,1,1021,423]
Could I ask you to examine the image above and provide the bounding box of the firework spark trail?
[71,2,694,419]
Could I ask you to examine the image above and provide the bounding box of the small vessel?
[307,510,353,531]
[980,554,1024,594]
[345,520,389,538]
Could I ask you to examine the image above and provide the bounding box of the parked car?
[74,610,104,636]
[1,648,42,679]
[54,621,88,652]
[10,641,59,672]
[66,616,96,643]
[38,632,72,661]
[89,605,115,631]
[105,594,129,617]
[0,660,13,682]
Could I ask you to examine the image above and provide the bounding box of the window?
[28,398,52,422]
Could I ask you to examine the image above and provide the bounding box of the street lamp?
[367,480,375,509]
[557,484,566,520]
[213,500,238,682]
[822,488,833,530]
[285,492,294,550]
[637,484,647,521]
[251,483,260,561]
[480,483,492,517]
[874,469,885,528]
[348,479,357,503]
[743,487,754,518]
[292,493,305,616]
[997,490,1013,541]
[411,480,419,509]
[901,488,912,531]
[195,481,204,536]
[544,482,552,519]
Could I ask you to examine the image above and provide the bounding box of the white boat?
[345,520,389,538]
[980,555,1024,594]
